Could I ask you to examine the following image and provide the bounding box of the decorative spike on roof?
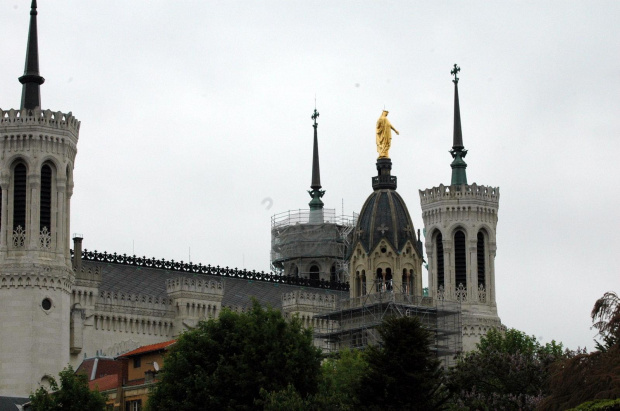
[19,0,45,110]
[308,108,325,212]
[449,64,468,186]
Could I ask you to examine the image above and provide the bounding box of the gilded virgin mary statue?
[376,110,399,158]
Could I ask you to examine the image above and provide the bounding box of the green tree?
[261,349,368,410]
[148,300,322,410]
[357,316,449,410]
[591,291,620,352]
[447,328,566,410]
[538,291,620,410]
[29,366,107,411]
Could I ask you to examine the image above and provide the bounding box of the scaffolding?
[270,209,357,281]
[313,281,462,367]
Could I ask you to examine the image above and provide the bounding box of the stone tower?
[419,66,501,351]
[349,157,424,301]
[271,110,355,282]
[0,1,80,396]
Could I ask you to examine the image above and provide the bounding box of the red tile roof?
[89,374,119,392]
[117,340,176,358]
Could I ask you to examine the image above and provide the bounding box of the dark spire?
[308,109,325,211]
[19,0,45,110]
[449,64,468,185]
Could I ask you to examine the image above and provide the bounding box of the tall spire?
[308,108,325,222]
[19,0,45,110]
[449,64,468,185]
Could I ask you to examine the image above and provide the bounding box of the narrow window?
[330,264,337,282]
[133,357,141,368]
[376,268,383,292]
[454,230,467,288]
[436,232,444,288]
[13,163,27,230]
[309,265,320,282]
[361,270,366,295]
[477,231,486,288]
[40,164,52,232]
[355,271,361,297]
[402,269,408,294]
[385,268,392,291]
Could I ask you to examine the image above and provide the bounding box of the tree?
[447,328,566,410]
[591,291,620,352]
[28,366,107,411]
[357,316,449,410]
[260,348,368,410]
[538,291,620,410]
[148,300,322,410]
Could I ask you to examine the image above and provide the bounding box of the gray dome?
[353,188,417,254]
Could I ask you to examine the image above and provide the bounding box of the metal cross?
[312,109,319,128]
[403,225,413,236]
[377,224,389,235]
[355,229,364,238]
[451,64,460,84]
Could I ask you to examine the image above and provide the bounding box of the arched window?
[477,231,486,288]
[435,232,444,288]
[309,265,320,282]
[409,269,415,295]
[13,163,27,231]
[40,164,52,232]
[385,268,392,291]
[402,269,408,294]
[454,230,467,289]
[361,270,366,295]
[355,271,361,297]
[330,264,337,283]
[376,268,383,292]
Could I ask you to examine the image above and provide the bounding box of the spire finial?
[451,64,460,84]
[19,0,45,110]
[449,64,467,185]
[308,108,325,212]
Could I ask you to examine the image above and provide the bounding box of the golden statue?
[376,110,399,158]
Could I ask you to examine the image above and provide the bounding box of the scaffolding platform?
[313,284,462,367]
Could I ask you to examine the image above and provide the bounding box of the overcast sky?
[1,1,618,351]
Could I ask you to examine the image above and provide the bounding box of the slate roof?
[0,396,29,410]
[83,260,348,310]
[352,189,418,255]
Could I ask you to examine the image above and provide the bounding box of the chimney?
[72,234,83,271]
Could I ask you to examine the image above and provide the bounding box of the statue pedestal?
[372,158,397,190]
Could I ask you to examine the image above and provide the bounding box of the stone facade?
[419,183,502,351]
[0,108,79,397]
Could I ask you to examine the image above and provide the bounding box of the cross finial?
[451,64,460,84]
[312,108,319,128]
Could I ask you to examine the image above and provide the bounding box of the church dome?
[352,159,417,254]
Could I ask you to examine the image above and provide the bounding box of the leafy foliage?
[447,328,566,410]
[538,291,620,410]
[591,291,620,352]
[29,366,107,411]
[357,316,449,410]
[261,348,368,410]
[148,300,322,410]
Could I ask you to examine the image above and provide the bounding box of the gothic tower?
[349,155,424,301]
[419,66,501,351]
[0,1,80,396]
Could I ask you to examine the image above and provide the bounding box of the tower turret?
[349,122,423,302]
[419,66,502,352]
[0,2,80,396]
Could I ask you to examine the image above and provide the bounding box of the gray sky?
[2,1,618,351]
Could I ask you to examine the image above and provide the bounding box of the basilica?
[0,2,502,401]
